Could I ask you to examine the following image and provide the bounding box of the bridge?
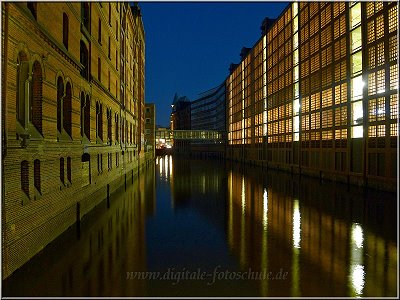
[155,130,223,141]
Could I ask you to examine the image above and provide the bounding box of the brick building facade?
[1,2,150,279]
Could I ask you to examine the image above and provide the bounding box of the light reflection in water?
[169,155,173,177]
[164,155,169,180]
[262,188,268,231]
[241,176,246,215]
[292,199,301,296]
[350,223,365,297]
[156,157,159,165]
[292,199,301,249]
[159,157,163,175]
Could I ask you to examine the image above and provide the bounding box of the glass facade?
[226,1,398,186]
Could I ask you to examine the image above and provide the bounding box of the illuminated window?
[376,14,384,40]
[351,75,364,100]
[389,36,398,61]
[390,94,398,119]
[388,5,398,33]
[377,42,385,66]
[350,3,361,29]
[352,101,363,125]
[350,26,362,53]
[369,99,377,122]
[351,51,362,76]
[376,69,385,94]
[367,20,375,44]
[368,72,376,95]
[376,97,385,121]
[390,64,398,90]
[368,46,375,69]
[352,125,363,138]
[390,123,398,136]
[366,2,375,19]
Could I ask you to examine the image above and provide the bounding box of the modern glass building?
[191,83,226,132]
[226,2,398,191]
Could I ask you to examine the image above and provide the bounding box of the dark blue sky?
[140,2,289,126]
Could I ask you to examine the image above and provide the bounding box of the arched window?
[16,52,28,127]
[84,95,90,139]
[60,157,65,184]
[21,160,29,196]
[34,159,41,193]
[80,41,89,80]
[63,13,69,49]
[81,3,89,31]
[57,77,64,133]
[31,61,43,134]
[64,82,72,137]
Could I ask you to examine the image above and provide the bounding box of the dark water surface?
[2,156,398,297]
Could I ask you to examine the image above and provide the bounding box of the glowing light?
[350,223,365,297]
[159,157,163,175]
[292,199,301,248]
[241,176,246,214]
[166,144,172,149]
[351,265,365,296]
[352,223,364,249]
[263,188,268,231]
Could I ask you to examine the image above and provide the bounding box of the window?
[115,114,119,141]
[57,77,63,133]
[63,82,72,137]
[21,160,29,197]
[80,41,89,79]
[63,13,69,49]
[67,157,72,184]
[98,18,102,44]
[34,159,41,193]
[84,95,90,139]
[107,109,112,143]
[60,157,65,184]
[31,61,43,134]
[108,36,111,59]
[145,118,151,124]
[16,52,29,127]
[98,57,101,81]
[80,92,85,137]
[81,3,89,31]
[96,102,103,140]
[27,2,37,20]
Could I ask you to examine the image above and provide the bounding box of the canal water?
[2,156,397,297]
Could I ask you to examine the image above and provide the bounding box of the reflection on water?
[2,156,397,297]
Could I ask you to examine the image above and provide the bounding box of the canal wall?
[225,144,396,193]
[2,152,154,280]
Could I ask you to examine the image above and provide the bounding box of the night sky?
[140,1,289,127]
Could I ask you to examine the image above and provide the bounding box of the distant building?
[191,83,226,133]
[170,93,191,130]
[145,103,156,155]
